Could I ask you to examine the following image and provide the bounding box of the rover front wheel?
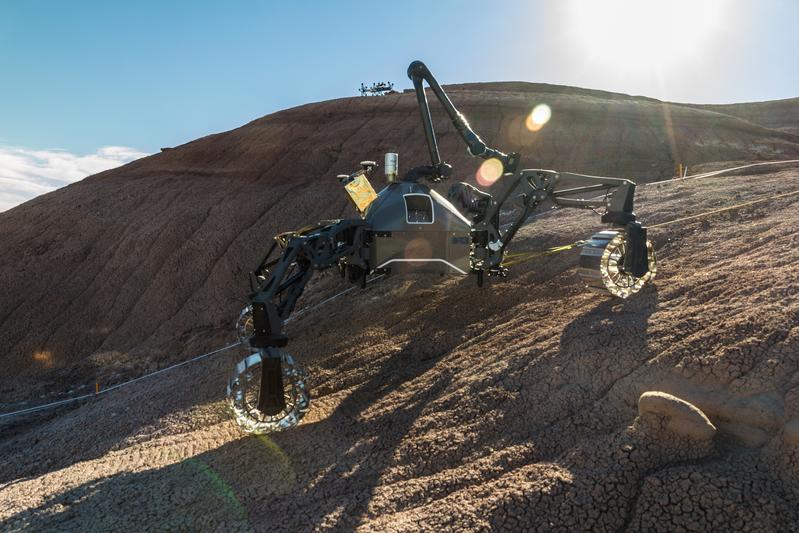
[578,230,656,298]
[227,350,310,434]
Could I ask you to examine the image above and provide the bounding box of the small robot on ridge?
[229,61,657,434]
[359,81,395,96]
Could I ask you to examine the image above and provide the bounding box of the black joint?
[504,152,521,174]
[249,302,288,348]
[407,60,428,80]
[473,230,489,247]
[404,163,452,183]
[601,211,637,225]
[467,139,487,157]
[436,163,452,179]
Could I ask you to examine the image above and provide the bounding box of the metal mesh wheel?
[236,304,254,344]
[227,350,310,434]
[578,230,656,298]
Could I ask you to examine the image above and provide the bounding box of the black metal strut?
[248,219,369,414]
[407,60,520,181]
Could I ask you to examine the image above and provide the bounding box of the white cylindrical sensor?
[384,152,398,182]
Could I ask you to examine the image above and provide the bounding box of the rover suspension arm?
[407,61,520,181]
[248,219,368,414]
[451,169,646,276]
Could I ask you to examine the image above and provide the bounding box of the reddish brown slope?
[1,166,799,531]
[1,85,798,392]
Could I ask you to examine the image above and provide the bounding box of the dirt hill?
[690,96,799,133]
[2,84,799,530]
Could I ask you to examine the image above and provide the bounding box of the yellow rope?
[501,187,799,267]
[648,188,799,229]
[501,241,586,267]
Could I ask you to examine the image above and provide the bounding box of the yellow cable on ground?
[502,187,799,267]
[649,188,799,229]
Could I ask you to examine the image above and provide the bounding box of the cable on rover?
[501,240,588,267]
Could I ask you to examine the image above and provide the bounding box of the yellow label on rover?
[344,174,378,214]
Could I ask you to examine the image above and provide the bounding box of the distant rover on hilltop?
[359,81,396,96]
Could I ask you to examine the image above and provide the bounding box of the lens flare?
[32,350,54,368]
[185,458,249,523]
[525,104,551,132]
[404,238,433,264]
[476,158,504,187]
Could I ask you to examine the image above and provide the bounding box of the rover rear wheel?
[578,230,656,298]
[227,350,310,434]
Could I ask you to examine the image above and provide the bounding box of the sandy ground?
[2,162,799,531]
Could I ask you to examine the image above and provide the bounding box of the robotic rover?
[228,61,657,433]
[359,81,396,96]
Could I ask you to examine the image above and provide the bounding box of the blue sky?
[0,0,797,209]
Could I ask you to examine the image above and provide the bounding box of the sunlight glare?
[566,0,726,71]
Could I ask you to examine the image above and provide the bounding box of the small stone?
[638,391,717,441]
[783,418,799,446]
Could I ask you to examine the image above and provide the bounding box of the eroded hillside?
[2,85,799,531]
[2,85,799,393]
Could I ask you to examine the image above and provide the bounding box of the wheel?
[227,350,310,434]
[578,230,657,298]
[236,304,254,344]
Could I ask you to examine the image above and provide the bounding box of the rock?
[784,418,799,446]
[638,391,717,441]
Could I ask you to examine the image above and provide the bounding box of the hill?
[2,84,799,389]
[2,83,799,530]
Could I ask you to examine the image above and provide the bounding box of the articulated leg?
[624,222,649,278]
[229,220,367,434]
[257,349,286,415]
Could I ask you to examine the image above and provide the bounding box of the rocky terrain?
[2,83,799,531]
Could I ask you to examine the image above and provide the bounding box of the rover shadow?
[557,285,659,406]
[1,343,451,532]
[276,335,453,530]
[2,287,659,530]
[478,287,661,529]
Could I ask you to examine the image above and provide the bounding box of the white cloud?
[0,145,149,212]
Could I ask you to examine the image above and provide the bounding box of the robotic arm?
[406,60,521,181]
[407,60,646,279]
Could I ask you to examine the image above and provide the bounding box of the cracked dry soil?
[2,166,799,531]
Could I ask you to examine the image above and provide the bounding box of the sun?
[565,0,727,72]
